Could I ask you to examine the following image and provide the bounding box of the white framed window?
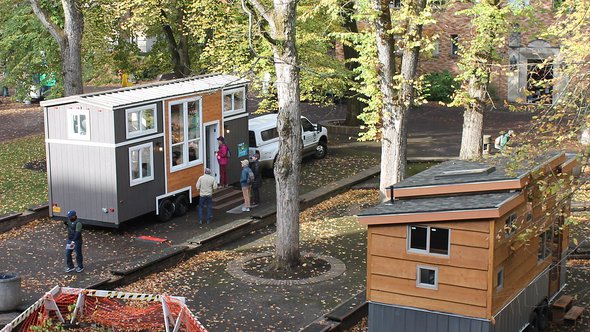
[390,0,401,8]
[67,109,90,140]
[508,0,530,8]
[408,225,450,256]
[496,267,504,291]
[126,104,157,138]
[129,142,154,186]
[169,98,202,171]
[223,88,246,115]
[416,265,438,290]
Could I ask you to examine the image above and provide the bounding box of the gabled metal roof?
[40,73,249,109]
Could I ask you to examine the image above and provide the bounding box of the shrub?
[424,70,459,103]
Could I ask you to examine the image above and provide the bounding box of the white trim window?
[169,98,202,171]
[129,142,154,186]
[67,109,90,140]
[416,265,438,290]
[223,88,246,116]
[126,104,157,139]
[408,225,450,256]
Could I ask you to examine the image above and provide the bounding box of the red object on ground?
[135,235,168,243]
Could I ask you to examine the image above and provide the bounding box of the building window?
[416,265,438,289]
[223,88,246,115]
[126,105,157,138]
[169,99,202,170]
[508,0,530,7]
[408,225,450,256]
[504,213,517,237]
[432,40,440,57]
[67,109,90,140]
[538,227,553,261]
[497,267,504,291]
[129,143,154,186]
[390,0,402,8]
[450,35,459,56]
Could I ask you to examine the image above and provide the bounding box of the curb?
[0,204,48,234]
[301,290,367,332]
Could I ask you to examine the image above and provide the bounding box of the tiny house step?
[212,187,243,211]
[552,295,574,322]
[563,306,585,325]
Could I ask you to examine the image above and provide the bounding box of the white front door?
[204,122,220,183]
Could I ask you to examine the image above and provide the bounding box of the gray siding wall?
[48,144,118,223]
[224,116,249,185]
[115,137,166,222]
[113,102,164,144]
[369,303,491,332]
[492,270,549,332]
[45,103,115,143]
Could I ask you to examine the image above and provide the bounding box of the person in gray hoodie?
[196,168,218,224]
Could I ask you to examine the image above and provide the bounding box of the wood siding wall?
[164,91,223,196]
[367,221,492,319]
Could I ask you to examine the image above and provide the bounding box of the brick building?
[419,0,561,104]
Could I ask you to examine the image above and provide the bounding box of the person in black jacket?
[64,210,84,273]
[249,151,262,206]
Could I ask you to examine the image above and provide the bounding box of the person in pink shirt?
[216,136,229,187]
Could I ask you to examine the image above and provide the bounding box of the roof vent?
[434,166,496,180]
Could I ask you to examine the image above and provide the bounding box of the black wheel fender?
[158,199,175,222]
[173,194,189,217]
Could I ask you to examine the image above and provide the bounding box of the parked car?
[248,114,328,172]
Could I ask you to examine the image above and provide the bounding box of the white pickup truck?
[248,114,328,171]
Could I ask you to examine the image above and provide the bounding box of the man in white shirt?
[196,168,218,224]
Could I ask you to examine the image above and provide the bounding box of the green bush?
[424,70,459,103]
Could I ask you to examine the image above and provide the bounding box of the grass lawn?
[0,134,47,215]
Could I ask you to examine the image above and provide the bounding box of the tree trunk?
[161,9,191,78]
[271,0,301,270]
[30,0,84,96]
[375,0,425,200]
[342,1,365,126]
[459,78,486,159]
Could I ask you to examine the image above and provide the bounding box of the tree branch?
[29,0,65,47]
[242,0,278,46]
[246,0,273,24]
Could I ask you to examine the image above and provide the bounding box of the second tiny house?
[358,153,578,332]
[41,73,250,227]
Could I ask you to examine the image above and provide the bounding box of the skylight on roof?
[434,166,496,180]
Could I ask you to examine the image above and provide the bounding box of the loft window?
[169,98,202,171]
[126,105,157,138]
[416,265,438,289]
[223,88,246,115]
[129,143,154,186]
[450,35,459,56]
[408,225,450,256]
[504,213,517,237]
[67,109,90,140]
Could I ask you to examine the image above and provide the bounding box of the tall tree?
[29,0,83,96]
[244,0,302,269]
[372,0,428,199]
[451,0,511,159]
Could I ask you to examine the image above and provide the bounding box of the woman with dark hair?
[216,136,229,187]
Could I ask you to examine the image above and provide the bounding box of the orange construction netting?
[16,291,207,332]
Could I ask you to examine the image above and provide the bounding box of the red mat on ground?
[135,235,168,243]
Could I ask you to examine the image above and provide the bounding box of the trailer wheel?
[173,195,189,217]
[158,199,175,222]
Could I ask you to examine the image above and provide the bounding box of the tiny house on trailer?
[358,153,578,332]
[41,74,250,227]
